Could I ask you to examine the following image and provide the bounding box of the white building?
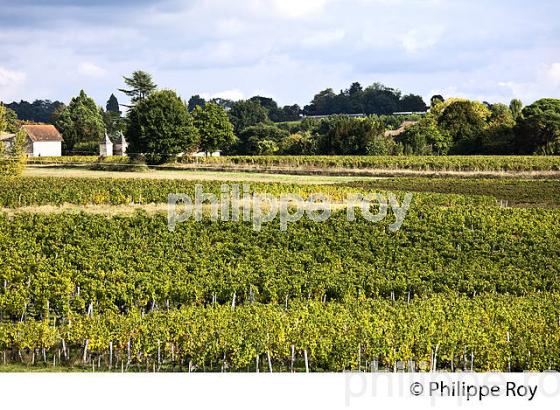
[99,133,113,157]
[21,125,64,157]
[113,132,128,156]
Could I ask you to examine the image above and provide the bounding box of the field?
[0,157,559,372]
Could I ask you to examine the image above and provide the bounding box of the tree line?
[1,70,559,163]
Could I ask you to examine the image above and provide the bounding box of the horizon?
[0,0,559,107]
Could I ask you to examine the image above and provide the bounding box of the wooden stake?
[304,349,309,373]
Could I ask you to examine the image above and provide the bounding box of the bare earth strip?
[25,163,560,180]
[23,166,374,184]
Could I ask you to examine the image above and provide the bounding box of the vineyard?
[25,154,560,172]
[0,170,559,372]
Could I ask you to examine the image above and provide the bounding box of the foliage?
[0,295,559,372]
[106,94,121,114]
[4,99,64,124]
[279,132,317,155]
[315,115,385,154]
[55,90,105,153]
[398,117,452,155]
[118,71,157,106]
[515,98,560,154]
[437,100,491,153]
[228,100,269,134]
[192,103,236,153]
[187,95,206,112]
[175,154,560,171]
[126,90,198,164]
[0,129,27,176]
[234,124,289,154]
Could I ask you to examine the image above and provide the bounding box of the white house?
[21,124,64,157]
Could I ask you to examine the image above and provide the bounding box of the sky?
[0,0,559,108]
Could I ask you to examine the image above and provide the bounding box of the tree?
[509,99,523,121]
[192,103,236,154]
[188,95,206,112]
[481,103,516,154]
[437,100,490,153]
[106,94,121,114]
[119,71,157,106]
[126,90,198,164]
[398,117,452,155]
[55,90,105,153]
[515,98,560,154]
[5,99,64,123]
[228,100,269,134]
[0,104,18,133]
[430,95,444,108]
[234,124,288,154]
[399,94,427,112]
[279,132,317,155]
[316,116,385,154]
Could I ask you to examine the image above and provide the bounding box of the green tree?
[430,95,445,108]
[316,116,385,155]
[235,124,288,154]
[399,94,428,112]
[228,100,269,134]
[398,117,452,155]
[192,103,236,154]
[106,94,121,114]
[188,95,206,112]
[126,90,198,164]
[509,99,523,121]
[515,98,560,154]
[55,90,105,152]
[119,70,157,106]
[437,100,490,153]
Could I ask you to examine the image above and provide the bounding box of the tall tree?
[509,99,523,121]
[228,100,269,134]
[126,90,198,164]
[188,95,206,112]
[55,90,105,152]
[437,100,490,153]
[192,103,236,154]
[119,70,157,106]
[515,98,560,154]
[106,94,121,114]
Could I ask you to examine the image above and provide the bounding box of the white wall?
[32,141,62,157]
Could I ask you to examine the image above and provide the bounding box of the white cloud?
[401,27,444,53]
[78,62,107,78]
[0,66,26,101]
[202,89,245,101]
[546,62,560,87]
[302,29,345,47]
[271,0,333,18]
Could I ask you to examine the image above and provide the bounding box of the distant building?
[113,132,128,156]
[384,120,418,137]
[99,133,113,157]
[191,151,221,157]
[0,132,16,151]
[3,125,64,156]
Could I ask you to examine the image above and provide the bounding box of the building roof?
[384,120,418,137]
[22,124,64,142]
[0,132,16,141]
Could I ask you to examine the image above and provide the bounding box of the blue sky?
[0,0,559,107]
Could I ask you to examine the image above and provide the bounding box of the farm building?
[384,120,418,137]
[99,132,128,157]
[1,125,64,157]
[99,133,113,157]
